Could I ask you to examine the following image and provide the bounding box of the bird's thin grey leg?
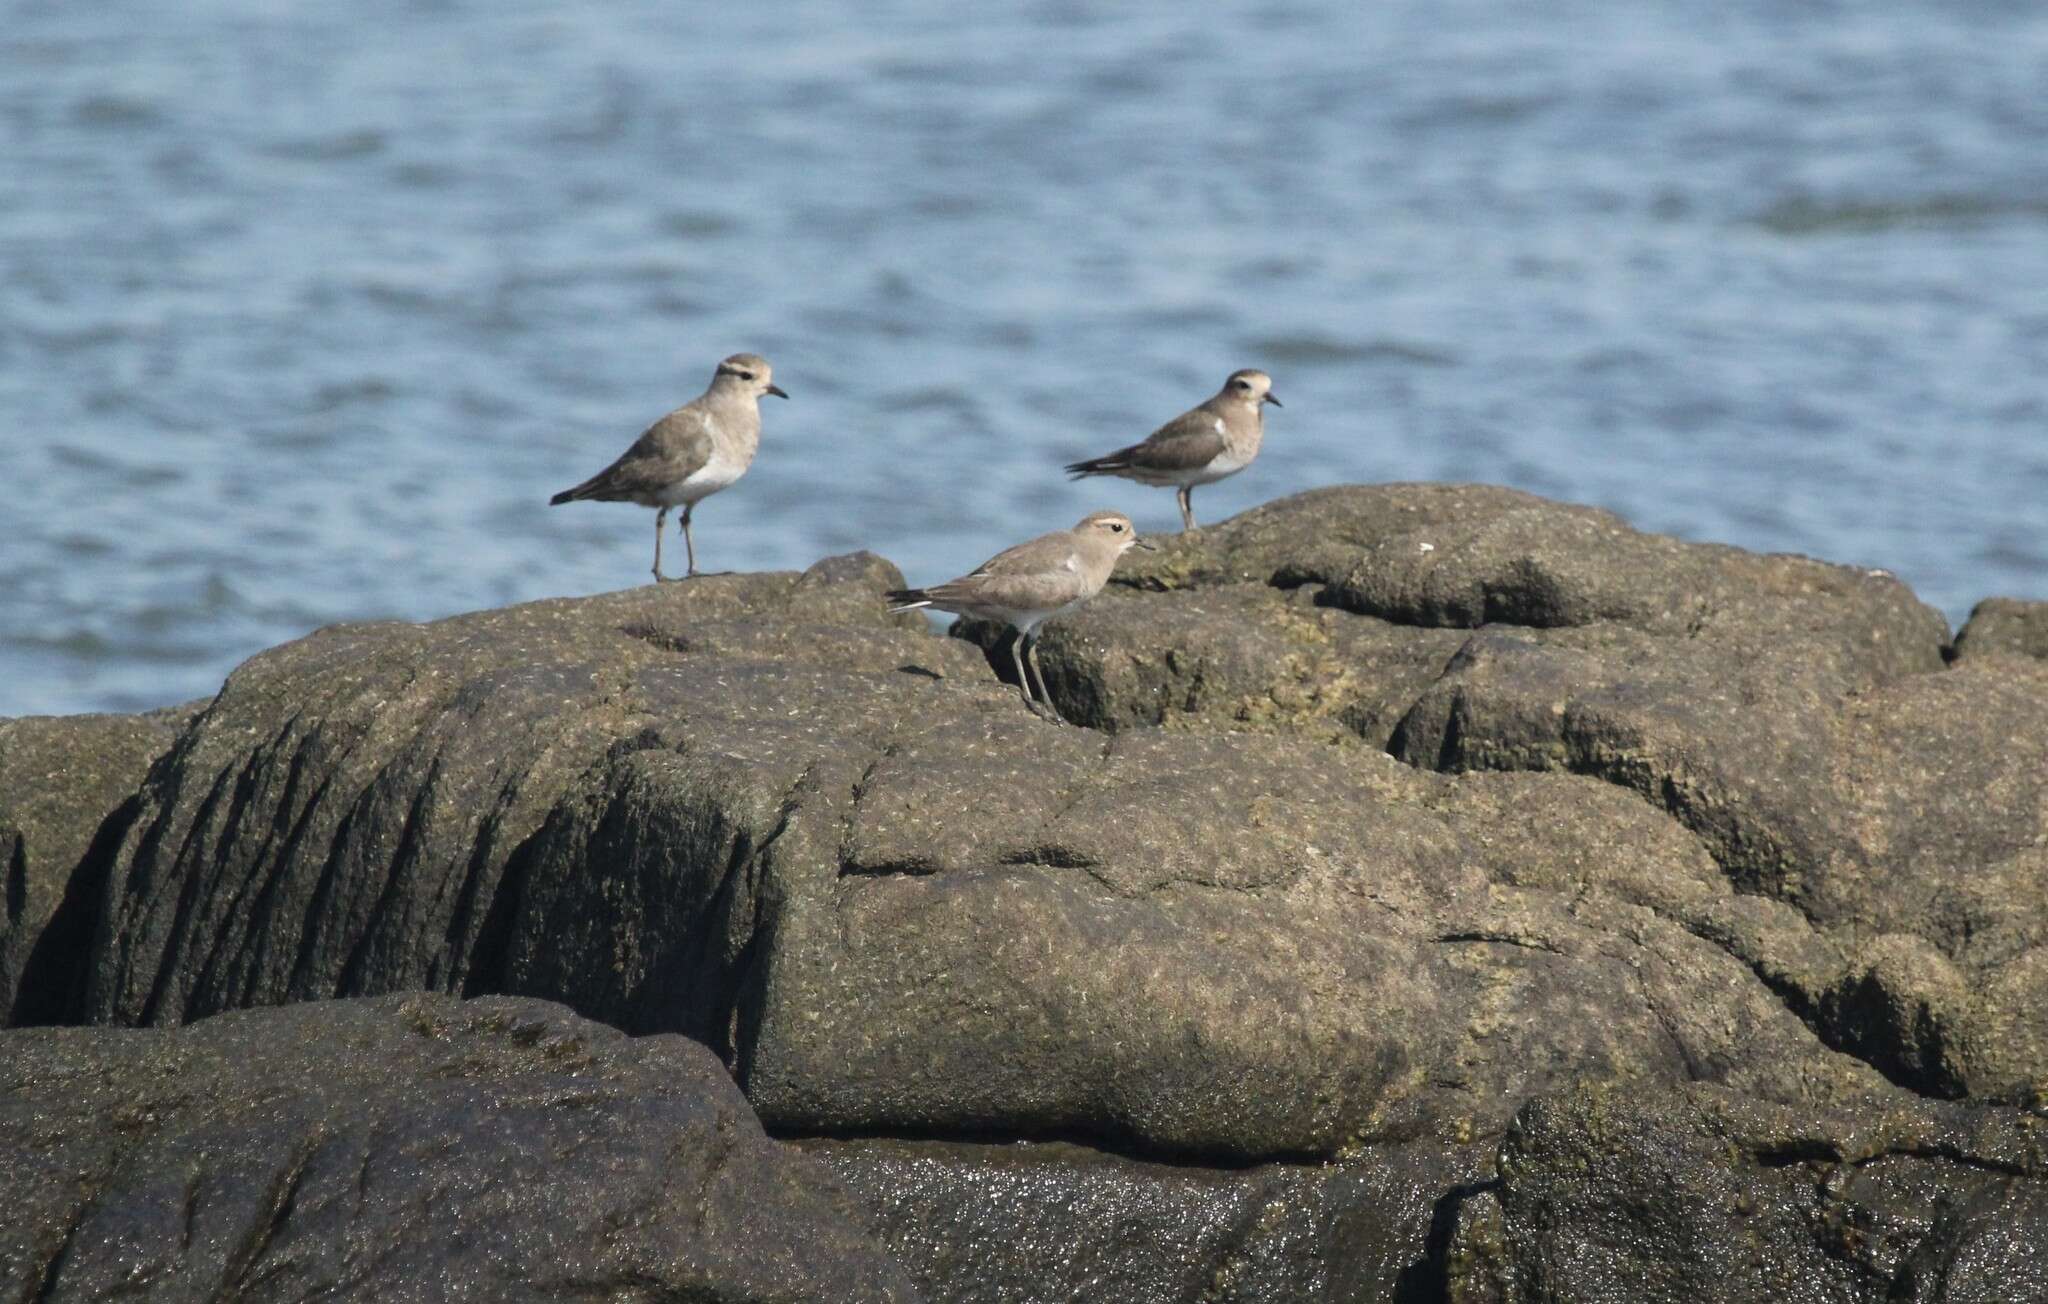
[653,507,673,582]
[1025,634,1067,726]
[1178,486,1196,532]
[680,503,699,577]
[1007,629,1039,712]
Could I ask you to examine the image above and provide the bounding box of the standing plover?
[550,353,787,580]
[886,511,1149,724]
[1065,369,1280,531]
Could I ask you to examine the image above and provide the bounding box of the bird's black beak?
[1263,393,1283,408]
[1133,538,1160,552]
[767,384,790,399]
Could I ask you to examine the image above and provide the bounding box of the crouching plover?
[1065,369,1280,531]
[549,353,788,581]
[886,511,1150,724]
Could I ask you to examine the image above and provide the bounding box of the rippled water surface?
[5,1,2046,714]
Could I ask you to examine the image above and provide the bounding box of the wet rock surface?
[0,993,917,1302]
[1463,1083,2048,1304]
[5,486,2046,1300]
[804,1135,1490,1303]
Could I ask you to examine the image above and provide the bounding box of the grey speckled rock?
[737,731,1883,1159]
[963,482,1945,730]
[22,486,2048,1298]
[1952,596,2048,662]
[0,707,192,1025]
[1465,1083,2048,1303]
[504,655,1889,1157]
[1394,638,2048,1104]
[58,528,1886,1164]
[70,491,2035,1156]
[0,994,919,1303]
[958,486,2048,1111]
[81,554,962,1029]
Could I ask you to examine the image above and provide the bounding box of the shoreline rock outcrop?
[3,484,2044,1301]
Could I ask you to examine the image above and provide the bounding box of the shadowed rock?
[1952,596,2048,663]
[0,707,194,1024]
[80,555,959,1030]
[0,993,918,1302]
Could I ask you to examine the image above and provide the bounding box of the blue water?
[4,1,2046,715]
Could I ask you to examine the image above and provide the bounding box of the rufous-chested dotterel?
[886,511,1150,724]
[1064,368,1281,531]
[549,353,788,581]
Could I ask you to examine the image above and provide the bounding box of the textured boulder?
[737,736,1881,1158]
[21,485,2048,1298]
[0,708,190,1024]
[1952,596,2048,662]
[73,491,2044,1152]
[955,487,2048,1110]
[493,632,1895,1158]
[0,993,917,1302]
[71,516,1892,1162]
[962,484,1944,733]
[962,582,1468,744]
[1386,616,2048,1106]
[81,554,961,1029]
[1460,1083,2048,1303]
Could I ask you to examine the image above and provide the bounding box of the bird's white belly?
[655,452,748,506]
[1003,604,1075,636]
[960,596,1083,636]
[1181,456,1248,487]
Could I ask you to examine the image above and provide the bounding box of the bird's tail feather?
[549,473,607,504]
[1064,451,1133,480]
[884,588,932,613]
[550,468,619,504]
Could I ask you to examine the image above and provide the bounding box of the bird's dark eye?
[1235,379,1251,389]
[1112,523,1124,532]
[740,371,755,380]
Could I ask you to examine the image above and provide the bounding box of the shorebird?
[549,353,787,580]
[1064,369,1281,531]
[886,511,1149,724]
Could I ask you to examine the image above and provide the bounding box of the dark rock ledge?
[0,994,916,1301]
[3,485,2045,1302]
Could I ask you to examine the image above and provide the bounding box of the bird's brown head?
[1222,368,1280,409]
[1076,510,1147,555]
[713,353,789,400]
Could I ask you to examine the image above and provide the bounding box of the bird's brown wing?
[921,531,1091,610]
[968,530,1077,578]
[1066,407,1226,477]
[551,405,716,503]
[1126,407,1231,471]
